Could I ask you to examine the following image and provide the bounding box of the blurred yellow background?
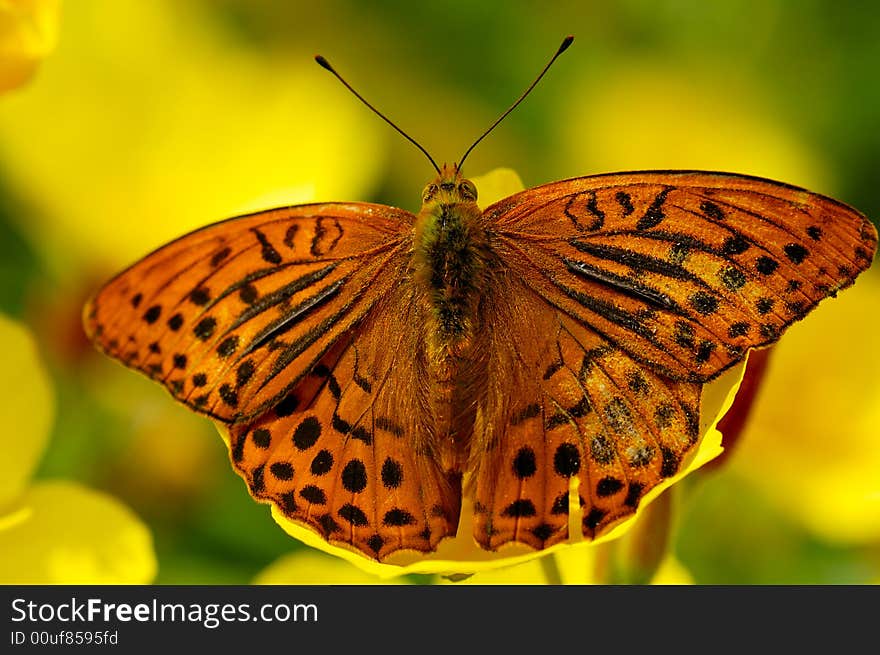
[1,0,878,584]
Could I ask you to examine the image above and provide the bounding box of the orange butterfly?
[84,37,877,561]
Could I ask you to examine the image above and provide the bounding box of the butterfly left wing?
[84,203,413,423]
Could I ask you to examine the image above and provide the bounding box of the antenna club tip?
[314,55,332,71]
[559,35,574,53]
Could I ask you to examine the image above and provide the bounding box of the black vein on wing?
[242,246,407,417]
[502,237,697,379]
[562,257,681,311]
[567,240,711,288]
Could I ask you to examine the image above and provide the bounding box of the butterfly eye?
[459,180,478,201]
[422,184,439,202]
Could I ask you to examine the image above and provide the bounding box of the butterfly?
[83,38,877,561]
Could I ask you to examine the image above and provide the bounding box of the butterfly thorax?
[412,165,492,471]
[413,165,489,348]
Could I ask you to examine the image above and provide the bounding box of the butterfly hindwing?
[227,277,462,560]
[469,278,701,549]
[488,171,877,383]
[84,203,413,423]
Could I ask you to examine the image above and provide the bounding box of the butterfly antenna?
[457,35,574,171]
[315,55,441,175]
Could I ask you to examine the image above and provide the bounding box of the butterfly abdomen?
[411,196,493,473]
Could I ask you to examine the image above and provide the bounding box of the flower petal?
[254,550,411,585]
[0,480,157,584]
[0,314,53,508]
[473,167,525,209]
[0,0,60,92]
[650,556,694,585]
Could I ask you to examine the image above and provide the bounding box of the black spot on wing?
[718,266,746,291]
[636,187,672,230]
[689,292,719,315]
[755,256,779,275]
[721,234,750,255]
[512,447,538,479]
[211,246,232,267]
[565,191,604,231]
[700,201,725,221]
[615,191,634,216]
[728,322,749,338]
[143,305,161,324]
[284,224,298,249]
[502,499,537,517]
[167,313,183,331]
[252,228,282,265]
[193,316,217,340]
[783,243,809,264]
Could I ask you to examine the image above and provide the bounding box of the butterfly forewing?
[85,203,414,422]
[488,171,877,383]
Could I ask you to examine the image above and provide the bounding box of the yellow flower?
[449,552,695,585]
[442,510,695,585]
[0,315,156,583]
[254,550,414,585]
[225,168,746,580]
[650,555,695,585]
[0,0,59,92]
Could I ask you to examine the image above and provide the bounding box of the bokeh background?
[1,0,879,584]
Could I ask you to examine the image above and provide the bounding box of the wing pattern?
[227,278,462,559]
[86,171,877,560]
[471,171,876,548]
[85,203,412,422]
[470,277,701,549]
[487,171,876,382]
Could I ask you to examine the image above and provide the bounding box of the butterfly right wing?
[227,275,463,561]
[468,170,876,552]
[84,203,413,423]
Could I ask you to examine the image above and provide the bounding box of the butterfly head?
[421,163,478,209]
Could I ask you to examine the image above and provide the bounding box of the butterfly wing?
[469,275,702,549]
[225,275,462,560]
[471,171,876,548]
[86,202,462,560]
[485,171,877,382]
[85,203,413,423]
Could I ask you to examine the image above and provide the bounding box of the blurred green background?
[1,0,879,584]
